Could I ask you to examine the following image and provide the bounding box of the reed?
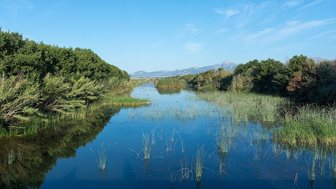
[143,133,151,160]
[90,144,108,171]
[195,146,205,183]
[98,149,107,171]
[198,92,286,123]
[217,128,231,154]
[178,158,192,181]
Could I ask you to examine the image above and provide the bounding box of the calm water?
[1,83,336,189]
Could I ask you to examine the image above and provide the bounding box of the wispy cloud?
[234,1,276,28]
[184,42,203,53]
[183,24,201,35]
[284,0,304,7]
[274,19,335,39]
[241,18,336,44]
[298,0,323,10]
[310,30,336,39]
[245,28,275,41]
[214,8,239,20]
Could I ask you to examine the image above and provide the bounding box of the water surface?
[1,83,335,189]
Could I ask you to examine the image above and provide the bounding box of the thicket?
[0,29,131,128]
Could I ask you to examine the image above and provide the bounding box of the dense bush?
[0,29,129,81]
[233,59,290,95]
[232,55,335,104]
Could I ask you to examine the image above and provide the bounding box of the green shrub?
[39,74,85,114]
[0,76,40,126]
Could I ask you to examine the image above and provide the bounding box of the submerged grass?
[195,146,205,183]
[198,91,336,147]
[143,133,151,160]
[107,96,150,107]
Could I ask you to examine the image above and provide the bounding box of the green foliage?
[0,29,128,81]
[314,61,336,104]
[233,59,290,95]
[39,74,85,114]
[232,55,335,104]
[69,77,105,104]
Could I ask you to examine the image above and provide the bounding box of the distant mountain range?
[131,62,238,78]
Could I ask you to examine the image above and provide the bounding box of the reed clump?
[274,105,336,146]
[198,91,336,147]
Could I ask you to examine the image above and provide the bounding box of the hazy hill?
[131,62,237,78]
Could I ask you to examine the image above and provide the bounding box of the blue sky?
[1,0,336,73]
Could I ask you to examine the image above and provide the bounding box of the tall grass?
[199,92,287,123]
[274,105,336,146]
[154,78,186,91]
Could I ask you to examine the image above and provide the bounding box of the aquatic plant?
[275,105,336,146]
[143,133,151,160]
[151,129,156,146]
[90,144,108,171]
[307,152,317,181]
[198,92,286,123]
[177,132,185,153]
[195,146,205,183]
[107,96,150,107]
[177,157,192,181]
[217,127,231,154]
[98,149,107,171]
[166,130,177,152]
[199,91,336,147]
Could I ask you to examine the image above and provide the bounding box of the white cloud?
[214,8,239,20]
[184,42,203,53]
